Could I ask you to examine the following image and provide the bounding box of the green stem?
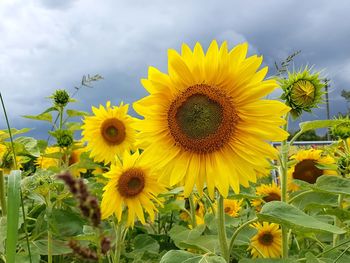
[280,113,290,258]
[189,194,197,228]
[228,217,258,258]
[47,191,52,263]
[114,222,123,263]
[217,194,229,262]
[0,170,6,216]
[333,194,344,246]
[333,244,350,263]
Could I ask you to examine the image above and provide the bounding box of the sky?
[0,0,349,139]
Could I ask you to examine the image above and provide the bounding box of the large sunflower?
[134,41,289,197]
[251,183,281,210]
[101,151,165,227]
[288,149,336,191]
[248,222,282,258]
[82,101,136,165]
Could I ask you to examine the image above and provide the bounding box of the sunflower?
[248,222,282,258]
[251,183,281,210]
[35,146,61,169]
[68,144,87,177]
[82,101,137,165]
[179,196,205,226]
[101,151,165,227]
[288,149,337,191]
[223,199,242,217]
[134,41,289,198]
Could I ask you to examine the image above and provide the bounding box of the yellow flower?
[82,101,137,165]
[35,146,61,169]
[101,151,166,227]
[288,149,337,191]
[251,183,281,210]
[134,40,289,198]
[179,196,205,226]
[248,222,282,258]
[223,199,242,217]
[68,145,87,177]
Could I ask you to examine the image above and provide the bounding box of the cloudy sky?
[1,0,349,139]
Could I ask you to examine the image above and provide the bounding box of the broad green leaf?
[50,209,84,237]
[15,251,40,263]
[23,112,52,122]
[133,234,159,253]
[0,128,31,140]
[66,109,89,117]
[15,136,40,157]
[258,201,345,234]
[178,235,219,253]
[65,121,82,131]
[169,225,205,249]
[305,252,332,263]
[313,175,350,195]
[0,217,6,253]
[160,250,226,263]
[299,119,342,132]
[158,200,185,214]
[289,191,338,210]
[6,170,21,263]
[32,239,72,255]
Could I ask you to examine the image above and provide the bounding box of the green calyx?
[52,129,74,148]
[51,89,70,107]
[279,67,325,119]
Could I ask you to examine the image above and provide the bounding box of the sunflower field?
[1,41,350,263]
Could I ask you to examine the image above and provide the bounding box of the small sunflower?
[179,196,205,225]
[35,146,61,169]
[280,67,325,119]
[101,151,166,227]
[288,149,336,191]
[134,40,289,198]
[82,101,137,165]
[223,199,242,217]
[251,183,281,210]
[248,222,282,258]
[68,144,87,177]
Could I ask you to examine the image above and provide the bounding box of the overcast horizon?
[1,0,349,140]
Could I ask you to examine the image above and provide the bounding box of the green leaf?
[65,121,82,131]
[32,239,72,255]
[23,112,53,122]
[0,217,6,253]
[6,170,21,263]
[258,201,346,234]
[66,109,89,117]
[133,234,159,253]
[178,235,219,253]
[159,200,185,214]
[299,120,342,133]
[15,136,40,157]
[313,175,350,195]
[50,209,84,237]
[0,128,31,140]
[290,191,338,210]
[169,225,205,249]
[160,250,226,263]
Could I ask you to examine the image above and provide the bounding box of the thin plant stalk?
[0,170,6,216]
[280,113,290,258]
[189,193,197,228]
[0,92,32,262]
[113,221,123,263]
[46,191,53,263]
[217,194,229,262]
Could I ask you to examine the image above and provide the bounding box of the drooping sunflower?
[251,183,281,210]
[223,199,242,217]
[288,149,337,191]
[134,40,290,198]
[101,151,166,227]
[35,146,61,169]
[248,222,282,258]
[82,101,137,165]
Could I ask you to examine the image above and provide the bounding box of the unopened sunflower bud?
[338,155,350,177]
[52,89,70,107]
[54,130,74,148]
[331,117,350,140]
[280,68,325,119]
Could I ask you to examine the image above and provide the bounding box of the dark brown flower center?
[263,193,281,203]
[101,118,126,145]
[224,207,231,213]
[168,84,238,153]
[258,232,274,246]
[292,159,323,184]
[117,168,145,197]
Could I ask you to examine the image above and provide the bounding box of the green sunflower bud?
[337,155,350,177]
[279,67,325,119]
[53,130,74,148]
[51,89,70,107]
[331,116,350,140]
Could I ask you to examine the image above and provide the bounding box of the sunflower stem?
[113,221,123,263]
[333,193,344,246]
[189,193,197,228]
[217,194,229,262]
[228,217,258,258]
[46,190,53,263]
[0,170,6,216]
[280,113,290,258]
